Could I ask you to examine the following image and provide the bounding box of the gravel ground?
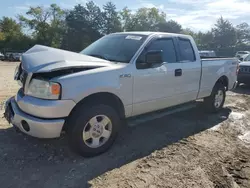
[0,61,250,188]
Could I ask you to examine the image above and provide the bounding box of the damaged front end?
[14,61,104,98]
[3,98,13,124]
[31,66,96,80]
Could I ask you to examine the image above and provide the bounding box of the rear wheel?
[67,104,120,157]
[204,83,226,113]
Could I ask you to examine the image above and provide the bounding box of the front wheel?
[67,104,121,157]
[204,83,226,113]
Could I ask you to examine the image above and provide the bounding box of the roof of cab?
[112,31,191,38]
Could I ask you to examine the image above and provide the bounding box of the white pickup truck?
[4,32,239,157]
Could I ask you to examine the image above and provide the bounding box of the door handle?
[175,69,182,76]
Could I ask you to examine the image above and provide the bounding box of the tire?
[204,83,226,113]
[67,104,121,157]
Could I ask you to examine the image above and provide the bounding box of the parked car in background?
[239,54,250,62]
[237,54,250,85]
[199,50,216,57]
[4,52,22,61]
[12,53,22,61]
[0,52,4,60]
[4,32,239,157]
[235,51,250,59]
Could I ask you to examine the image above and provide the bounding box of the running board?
[127,102,197,127]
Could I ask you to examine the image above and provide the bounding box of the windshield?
[80,34,147,63]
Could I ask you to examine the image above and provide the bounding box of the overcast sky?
[1,0,250,31]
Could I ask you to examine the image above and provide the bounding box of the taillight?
[236,61,240,75]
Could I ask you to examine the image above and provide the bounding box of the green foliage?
[236,22,250,44]
[103,2,122,34]
[19,4,66,48]
[0,17,34,51]
[0,2,249,56]
[61,1,103,51]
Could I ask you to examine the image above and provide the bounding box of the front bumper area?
[16,89,76,118]
[5,97,65,138]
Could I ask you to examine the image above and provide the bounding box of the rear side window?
[178,38,196,62]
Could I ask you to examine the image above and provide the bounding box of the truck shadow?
[0,104,231,188]
[233,84,250,95]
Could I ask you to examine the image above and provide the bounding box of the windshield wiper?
[88,54,128,63]
[88,54,109,61]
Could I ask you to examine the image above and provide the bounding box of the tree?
[0,32,5,41]
[212,17,236,48]
[62,1,103,51]
[157,20,182,33]
[120,7,133,32]
[19,4,66,47]
[236,22,250,45]
[211,17,237,56]
[1,1,250,56]
[120,7,166,31]
[102,2,122,34]
[0,17,22,37]
[0,17,33,51]
[195,31,215,50]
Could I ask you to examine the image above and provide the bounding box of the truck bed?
[201,56,237,60]
[197,57,238,99]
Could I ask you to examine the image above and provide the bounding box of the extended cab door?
[132,37,184,116]
[175,37,201,102]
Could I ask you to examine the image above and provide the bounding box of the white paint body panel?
[19,32,238,121]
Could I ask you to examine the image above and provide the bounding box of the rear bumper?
[5,97,64,138]
[232,81,238,90]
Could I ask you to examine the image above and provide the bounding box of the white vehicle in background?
[235,51,250,59]
[239,54,250,62]
[4,32,239,157]
[4,52,22,61]
[12,53,22,61]
[0,52,4,60]
[199,50,216,57]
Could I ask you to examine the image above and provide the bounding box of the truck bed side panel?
[198,58,238,99]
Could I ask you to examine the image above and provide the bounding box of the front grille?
[240,66,250,73]
[20,70,28,85]
[18,64,28,86]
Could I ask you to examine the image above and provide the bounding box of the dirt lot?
[0,61,250,188]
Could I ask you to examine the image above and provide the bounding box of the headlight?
[27,79,61,100]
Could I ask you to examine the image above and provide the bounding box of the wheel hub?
[82,115,112,148]
[214,90,224,108]
[91,124,103,138]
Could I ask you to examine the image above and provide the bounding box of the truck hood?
[21,45,114,73]
[240,61,250,66]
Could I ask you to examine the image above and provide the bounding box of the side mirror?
[239,57,244,61]
[145,50,163,65]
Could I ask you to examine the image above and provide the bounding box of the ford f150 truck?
[4,32,239,157]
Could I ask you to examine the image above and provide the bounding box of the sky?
[1,0,250,32]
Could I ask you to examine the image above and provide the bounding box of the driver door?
[132,37,183,116]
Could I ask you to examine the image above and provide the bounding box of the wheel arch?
[63,92,125,131]
[215,75,229,90]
